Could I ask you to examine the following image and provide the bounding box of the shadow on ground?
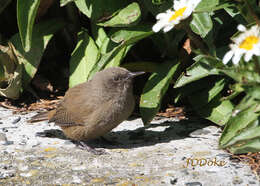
[37,117,213,150]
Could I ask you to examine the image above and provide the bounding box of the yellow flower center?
[169,7,187,22]
[239,36,259,50]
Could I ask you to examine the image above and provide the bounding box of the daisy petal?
[254,48,260,56]
[223,24,260,65]
[156,13,166,19]
[174,0,182,10]
[244,52,253,62]
[152,22,164,32]
[232,53,243,65]
[223,51,234,64]
[163,25,174,32]
[237,24,246,32]
[153,0,201,33]
[191,0,201,9]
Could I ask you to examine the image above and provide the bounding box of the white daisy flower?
[223,24,260,65]
[152,0,201,33]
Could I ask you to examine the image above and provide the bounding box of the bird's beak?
[127,71,145,79]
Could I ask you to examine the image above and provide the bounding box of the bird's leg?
[72,140,106,155]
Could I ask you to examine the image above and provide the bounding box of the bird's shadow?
[37,117,213,150]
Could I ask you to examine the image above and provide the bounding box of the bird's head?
[92,67,145,94]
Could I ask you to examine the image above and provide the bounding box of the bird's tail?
[28,110,56,123]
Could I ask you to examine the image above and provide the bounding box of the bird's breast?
[110,92,135,122]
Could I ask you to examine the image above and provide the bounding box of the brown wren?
[29,67,145,154]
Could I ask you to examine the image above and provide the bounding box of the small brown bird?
[29,67,144,154]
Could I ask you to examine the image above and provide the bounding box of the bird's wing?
[48,83,94,126]
[49,82,112,127]
[49,99,113,127]
[48,103,85,126]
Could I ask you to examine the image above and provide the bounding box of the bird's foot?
[36,129,66,139]
[72,140,106,155]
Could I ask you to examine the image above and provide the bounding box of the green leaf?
[0,0,12,14]
[219,68,260,84]
[174,77,215,104]
[143,0,173,16]
[190,12,213,38]
[74,0,91,18]
[110,25,154,45]
[188,78,227,109]
[140,61,180,125]
[243,85,260,100]
[0,44,16,81]
[88,25,153,79]
[60,0,76,7]
[224,119,260,154]
[185,76,232,126]
[174,55,222,88]
[0,65,4,81]
[229,137,260,154]
[97,2,141,27]
[194,94,234,126]
[223,2,240,17]
[0,43,22,99]
[91,24,109,48]
[74,0,127,22]
[0,64,22,99]
[219,102,260,148]
[88,44,123,79]
[195,0,219,12]
[195,1,235,13]
[221,112,260,154]
[105,45,132,68]
[235,94,257,112]
[11,19,65,88]
[69,30,99,88]
[17,0,41,52]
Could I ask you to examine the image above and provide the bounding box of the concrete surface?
[0,107,258,185]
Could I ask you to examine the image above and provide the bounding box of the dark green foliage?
[0,0,260,154]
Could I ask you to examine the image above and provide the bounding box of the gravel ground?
[0,107,258,185]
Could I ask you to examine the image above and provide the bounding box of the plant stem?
[245,0,260,26]
[253,56,260,75]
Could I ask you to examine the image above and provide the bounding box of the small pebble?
[170,178,177,185]
[72,175,82,184]
[0,133,7,141]
[2,128,8,132]
[4,141,14,145]
[12,116,21,124]
[0,172,15,179]
[185,182,202,186]
[72,165,87,171]
[232,176,243,184]
[19,140,27,145]
[181,169,189,175]
[18,165,29,171]
[20,172,32,177]
[0,121,3,124]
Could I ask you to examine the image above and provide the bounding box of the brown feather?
[28,110,56,123]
